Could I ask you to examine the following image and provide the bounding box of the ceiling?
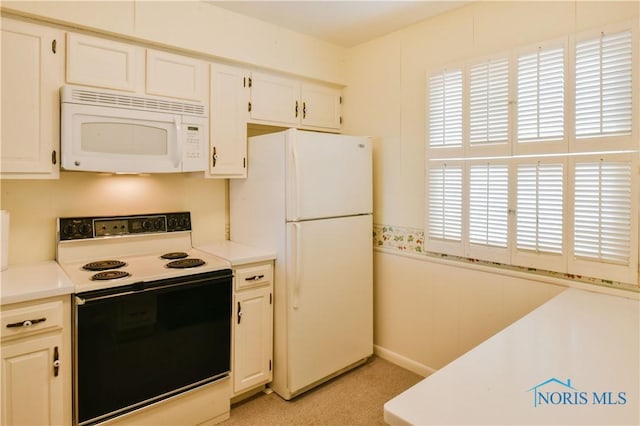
[207,1,470,48]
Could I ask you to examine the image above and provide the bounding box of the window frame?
[424,21,638,286]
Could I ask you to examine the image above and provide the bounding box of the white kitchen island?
[384,288,639,425]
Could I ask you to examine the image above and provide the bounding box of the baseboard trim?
[374,345,436,378]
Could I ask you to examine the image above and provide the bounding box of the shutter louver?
[428,164,462,242]
[470,58,509,145]
[575,30,632,139]
[428,70,463,148]
[469,163,509,248]
[516,162,564,254]
[517,46,564,142]
[574,159,632,264]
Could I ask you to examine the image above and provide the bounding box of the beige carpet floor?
[220,356,423,426]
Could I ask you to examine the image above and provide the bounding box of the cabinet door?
[209,63,249,178]
[300,83,342,131]
[66,32,143,91]
[1,18,63,178]
[250,71,300,125]
[1,334,64,426]
[146,49,207,102]
[234,286,273,394]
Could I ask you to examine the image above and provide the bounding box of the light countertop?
[384,288,639,425]
[1,261,75,305]
[197,240,275,266]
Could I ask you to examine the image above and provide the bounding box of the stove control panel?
[58,212,192,240]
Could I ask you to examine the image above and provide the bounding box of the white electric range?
[56,212,233,426]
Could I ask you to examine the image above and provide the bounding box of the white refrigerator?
[230,128,373,400]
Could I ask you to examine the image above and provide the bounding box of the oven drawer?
[1,299,64,340]
[235,263,272,291]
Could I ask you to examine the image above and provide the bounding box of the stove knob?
[62,223,76,237]
[142,220,152,231]
[168,217,178,229]
[78,223,92,237]
[154,220,164,230]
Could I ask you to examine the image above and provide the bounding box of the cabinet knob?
[53,346,60,377]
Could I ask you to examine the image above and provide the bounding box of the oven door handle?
[75,273,232,304]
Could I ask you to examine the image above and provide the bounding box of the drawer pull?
[245,274,265,281]
[6,317,47,328]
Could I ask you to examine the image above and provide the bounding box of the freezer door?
[285,214,373,395]
[286,130,372,221]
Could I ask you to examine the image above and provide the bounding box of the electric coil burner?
[161,251,189,260]
[91,270,131,281]
[166,258,206,268]
[83,260,126,271]
[56,212,232,426]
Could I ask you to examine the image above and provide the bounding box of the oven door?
[73,269,232,426]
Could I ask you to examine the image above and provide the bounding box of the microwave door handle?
[173,116,182,167]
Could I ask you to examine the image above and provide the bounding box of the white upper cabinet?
[146,49,207,102]
[66,32,143,92]
[249,71,342,132]
[1,18,64,179]
[250,71,300,125]
[66,34,207,103]
[209,63,249,178]
[300,82,342,130]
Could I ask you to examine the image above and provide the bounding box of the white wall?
[343,1,638,373]
[0,173,227,265]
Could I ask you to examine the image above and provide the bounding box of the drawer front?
[235,263,272,291]
[1,300,64,340]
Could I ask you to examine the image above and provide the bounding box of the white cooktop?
[57,227,230,293]
[384,288,639,425]
[59,247,230,293]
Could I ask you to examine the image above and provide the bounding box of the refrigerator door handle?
[290,140,301,220]
[292,222,302,310]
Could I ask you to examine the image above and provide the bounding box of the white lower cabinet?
[0,296,71,426]
[232,262,273,396]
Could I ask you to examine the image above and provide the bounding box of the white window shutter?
[575,30,632,144]
[516,43,565,154]
[425,162,464,256]
[466,161,510,263]
[569,154,638,284]
[427,69,463,157]
[512,160,566,271]
[469,57,509,154]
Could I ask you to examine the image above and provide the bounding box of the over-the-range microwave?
[60,85,208,173]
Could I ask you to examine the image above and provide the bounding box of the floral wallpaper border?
[372,223,639,293]
[373,224,424,253]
